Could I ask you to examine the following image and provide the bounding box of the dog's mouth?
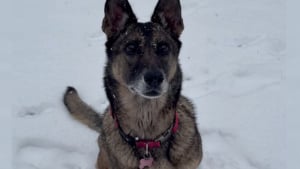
[143,88,162,98]
[129,85,167,99]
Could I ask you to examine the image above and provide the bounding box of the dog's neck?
[104,78,176,139]
[115,85,175,139]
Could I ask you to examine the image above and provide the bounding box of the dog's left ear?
[151,0,184,38]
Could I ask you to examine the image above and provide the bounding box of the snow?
[1,0,294,168]
[286,0,300,168]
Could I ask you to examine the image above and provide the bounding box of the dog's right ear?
[102,0,137,38]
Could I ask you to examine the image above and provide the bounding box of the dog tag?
[139,157,153,169]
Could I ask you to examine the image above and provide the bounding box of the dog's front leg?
[168,135,202,169]
[97,146,110,169]
[168,119,202,169]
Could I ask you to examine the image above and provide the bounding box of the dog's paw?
[63,86,78,107]
[65,86,77,95]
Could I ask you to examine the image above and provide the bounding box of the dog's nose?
[144,70,164,88]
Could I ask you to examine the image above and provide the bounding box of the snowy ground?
[2,0,289,168]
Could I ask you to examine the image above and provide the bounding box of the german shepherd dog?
[63,0,202,168]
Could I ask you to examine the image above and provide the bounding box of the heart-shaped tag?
[139,157,154,169]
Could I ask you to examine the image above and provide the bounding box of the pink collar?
[135,111,179,149]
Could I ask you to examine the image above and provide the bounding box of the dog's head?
[103,0,183,99]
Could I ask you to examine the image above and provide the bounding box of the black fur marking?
[138,22,153,37]
[167,65,183,109]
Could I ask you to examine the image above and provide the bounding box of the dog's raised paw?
[63,86,78,107]
[65,86,77,95]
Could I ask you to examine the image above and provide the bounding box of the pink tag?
[139,157,153,169]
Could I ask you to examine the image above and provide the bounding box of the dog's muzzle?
[143,70,164,96]
[129,69,168,99]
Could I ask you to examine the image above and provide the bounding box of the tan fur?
[117,85,171,137]
[97,141,110,169]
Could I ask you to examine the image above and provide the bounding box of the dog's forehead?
[137,22,154,36]
[126,22,169,41]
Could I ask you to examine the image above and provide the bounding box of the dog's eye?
[156,42,170,56]
[125,42,139,56]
